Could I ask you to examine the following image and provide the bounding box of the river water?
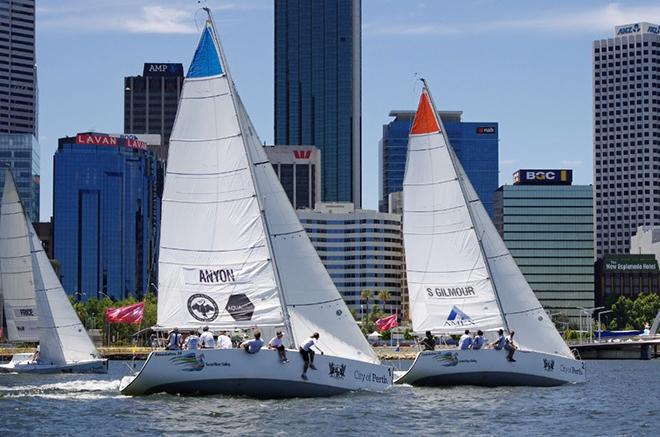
[0,359,656,436]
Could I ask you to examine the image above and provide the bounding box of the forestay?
[157,18,379,363]
[403,84,573,359]
[0,169,38,342]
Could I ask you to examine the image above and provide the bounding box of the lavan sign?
[614,22,660,36]
[513,169,572,186]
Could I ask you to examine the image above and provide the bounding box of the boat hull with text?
[120,348,393,397]
[394,349,585,387]
[0,353,108,374]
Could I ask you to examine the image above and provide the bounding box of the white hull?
[120,349,393,398]
[0,353,108,374]
[394,349,586,387]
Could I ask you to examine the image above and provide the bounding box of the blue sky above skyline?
[35,0,660,219]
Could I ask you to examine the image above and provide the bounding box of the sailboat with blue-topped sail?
[394,81,586,386]
[119,9,392,397]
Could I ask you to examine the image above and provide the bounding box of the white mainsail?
[403,83,573,358]
[0,169,38,342]
[157,17,378,363]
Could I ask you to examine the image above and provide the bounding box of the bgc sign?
[513,169,572,186]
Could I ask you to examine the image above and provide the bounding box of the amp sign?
[143,63,184,77]
[513,169,572,186]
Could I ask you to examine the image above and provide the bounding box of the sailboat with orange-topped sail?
[394,80,586,386]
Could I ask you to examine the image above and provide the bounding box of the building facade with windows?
[264,145,321,210]
[379,110,498,217]
[595,254,660,308]
[0,0,37,136]
[0,133,39,221]
[124,63,184,160]
[297,203,404,318]
[53,133,161,300]
[274,0,361,206]
[494,171,594,324]
[593,22,660,257]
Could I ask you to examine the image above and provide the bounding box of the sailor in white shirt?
[268,331,289,363]
[199,326,216,349]
[184,330,200,350]
[216,331,233,349]
[458,329,473,350]
[299,332,322,380]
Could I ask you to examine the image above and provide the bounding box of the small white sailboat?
[120,10,392,397]
[395,81,586,386]
[0,169,107,374]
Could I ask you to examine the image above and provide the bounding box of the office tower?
[494,169,594,324]
[53,133,162,300]
[264,145,321,209]
[0,134,39,221]
[274,0,361,206]
[0,0,37,136]
[593,23,660,257]
[124,63,184,160]
[594,254,659,308]
[380,110,498,217]
[297,203,404,318]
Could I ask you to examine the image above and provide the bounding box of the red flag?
[376,314,398,332]
[105,302,144,324]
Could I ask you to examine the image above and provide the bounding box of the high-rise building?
[264,145,321,210]
[593,23,660,258]
[53,133,162,300]
[380,110,498,217]
[0,0,38,136]
[274,0,361,206]
[494,169,594,324]
[124,63,184,160]
[0,133,39,221]
[594,254,660,308]
[297,203,404,318]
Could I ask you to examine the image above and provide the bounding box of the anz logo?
[617,23,641,35]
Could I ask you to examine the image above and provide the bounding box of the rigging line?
[404,204,464,214]
[270,229,305,238]
[181,91,230,100]
[160,244,266,253]
[170,132,240,143]
[167,167,247,176]
[404,177,458,187]
[287,297,344,307]
[503,306,545,316]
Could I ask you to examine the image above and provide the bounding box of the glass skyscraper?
[379,110,498,217]
[274,0,361,206]
[494,177,594,324]
[0,133,39,221]
[53,133,161,300]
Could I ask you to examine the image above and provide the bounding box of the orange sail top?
[411,90,440,135]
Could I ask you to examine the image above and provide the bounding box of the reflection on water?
[0,360,657,436]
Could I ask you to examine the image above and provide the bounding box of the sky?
[34,0,660,220]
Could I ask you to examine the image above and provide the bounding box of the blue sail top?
[187,24,223,78]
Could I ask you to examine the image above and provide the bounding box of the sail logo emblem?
[225,294,255,321]
[187,294,219,322]
[543,359,555,372]
[445,306,475,327]
[199,268,236,283]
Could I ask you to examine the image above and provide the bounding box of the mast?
[420,78,511,334]
[203,8,296,346]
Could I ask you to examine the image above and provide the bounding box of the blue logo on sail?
[445,305,474,327]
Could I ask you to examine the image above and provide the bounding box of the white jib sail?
[403,90,505,335]
[158,15,378,364]
[404,84,573,358]
[28,219,100,364]
[0,169,38,342]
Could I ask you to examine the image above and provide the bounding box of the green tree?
[609,293,660,330]
[610,295,634,330]
[378,289,391,314]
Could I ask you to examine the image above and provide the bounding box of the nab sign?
[513,169,572,186]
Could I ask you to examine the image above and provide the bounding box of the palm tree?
[378,290,391,314]
[360,289,372,328]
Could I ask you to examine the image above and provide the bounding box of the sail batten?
[403,83,574,358]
